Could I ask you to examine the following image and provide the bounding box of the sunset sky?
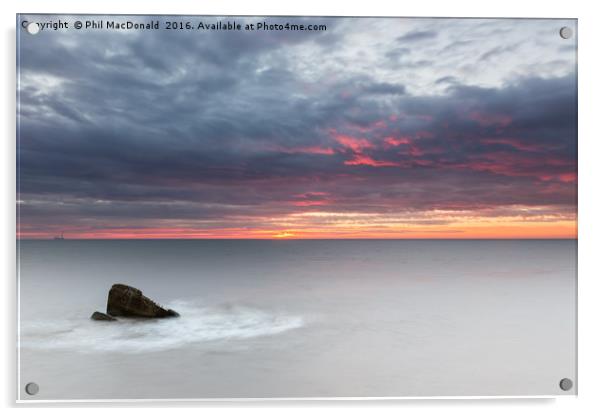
[17,16,577,239]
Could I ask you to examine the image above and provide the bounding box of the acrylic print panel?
[16,15,577,401]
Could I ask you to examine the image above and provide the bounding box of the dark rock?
[91,311,117,321]
[106,283,179,318]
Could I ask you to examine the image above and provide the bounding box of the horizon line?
[16,237,578,241]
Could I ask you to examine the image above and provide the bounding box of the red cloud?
[333,134,374,152]
[344,154,399,167]
[292,200,330,206]
[452,151,574,181]
[384,136,425,157]
[331,130,408,167]
[291,146,335,155]
[272,145,335,155]
[540,173,577,183]
[384,136,411,147]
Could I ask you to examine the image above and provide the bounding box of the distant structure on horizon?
[53,232,65,240]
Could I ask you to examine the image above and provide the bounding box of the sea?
[17,239,577,400]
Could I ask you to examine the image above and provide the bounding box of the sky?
[17,16,577,239]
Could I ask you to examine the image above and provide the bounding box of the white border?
[3,0,601,414]
[16,395,560,404]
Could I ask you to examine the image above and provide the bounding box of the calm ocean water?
[18,240,576,399]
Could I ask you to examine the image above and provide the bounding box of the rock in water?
[106,283,179,318]
[91,311,117,321]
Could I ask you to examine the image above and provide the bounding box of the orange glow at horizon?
[17,206,577,240]
[16,226,576,240]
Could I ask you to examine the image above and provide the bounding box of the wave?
[20,300,305,353]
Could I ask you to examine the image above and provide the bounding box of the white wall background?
[2,0,600,415]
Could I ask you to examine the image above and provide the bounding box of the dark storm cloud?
[384,46,411,61]
[362,82,406,96]
[17,16,577,234]
[478,43,520,62]
[435,76,458,85]
[396,30,438,42]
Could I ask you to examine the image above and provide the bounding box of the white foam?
[20,300,305,353]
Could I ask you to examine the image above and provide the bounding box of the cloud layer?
[17,16,577,238]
